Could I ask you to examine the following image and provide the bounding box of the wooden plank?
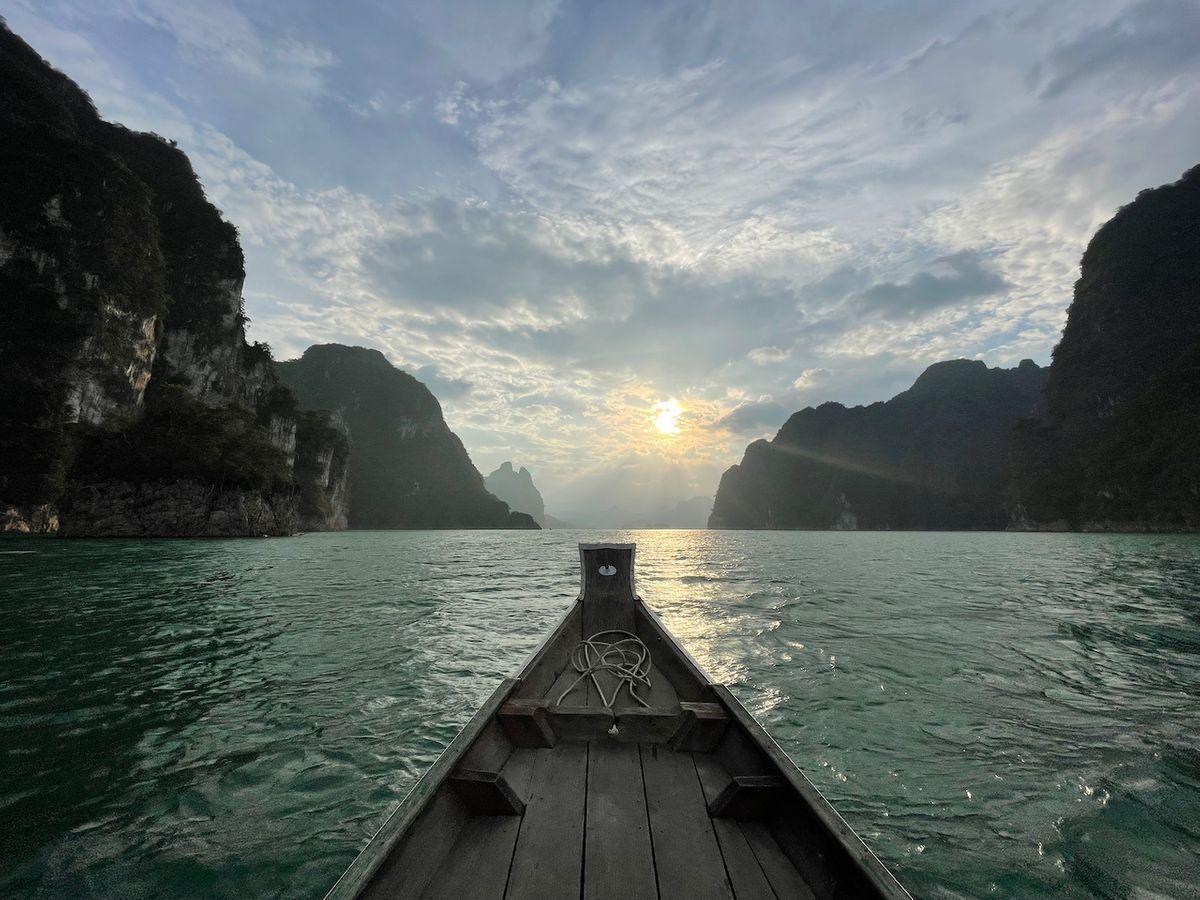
[500,746,540,802]
[640,662,681,711]
[549,706,688,744]
[640,744,732,900]
[741,821,817,900]
[327,677,519,900]
[585,742,657,900]
[506,742,588,899]
[421,750,538,900]
[458,719,514,774]
[545,662,586,707]
[693,754,776,900]
[709,685,912,899]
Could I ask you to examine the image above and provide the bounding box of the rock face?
[294,411,351,532]
[0,22,345,536]
[711,359,1048,530]
[59,481,299,538]
[485,462,546,525]
[277,345,538,529]
[1009,166,1200,531]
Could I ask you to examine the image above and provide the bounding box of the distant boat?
[325,543,911,899]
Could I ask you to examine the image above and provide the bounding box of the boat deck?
[365,666,822,899]
[418,740,815,900]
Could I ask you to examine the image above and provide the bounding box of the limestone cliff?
[0,22,344,536]
[1008,166,1200,530]
[277,345,538,529]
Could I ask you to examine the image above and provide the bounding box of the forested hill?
[277,345,538,529]
[710,359,1048,530]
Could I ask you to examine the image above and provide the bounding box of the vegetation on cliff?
[278,345,537,529]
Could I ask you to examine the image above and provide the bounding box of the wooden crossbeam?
[448,768,526,816]
[707,775,787,820]
[669,701,730,752]
[498,699,557,748]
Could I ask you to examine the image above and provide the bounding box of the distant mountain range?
[5,18,1196,536]
[556,496,713,529]
[713,166,1200,532]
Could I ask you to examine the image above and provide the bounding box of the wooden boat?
[326,543,911,899]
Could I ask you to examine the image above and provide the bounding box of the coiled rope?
[555,630,652,734]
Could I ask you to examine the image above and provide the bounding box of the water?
[2,531,1199,899]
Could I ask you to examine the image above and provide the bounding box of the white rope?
[555,630,652,734]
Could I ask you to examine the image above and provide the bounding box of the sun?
[653,398,682,436]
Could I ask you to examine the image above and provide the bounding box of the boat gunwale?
[322,675,520,900]
[636,598,913,900]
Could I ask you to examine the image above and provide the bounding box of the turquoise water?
[2,530,1199,899]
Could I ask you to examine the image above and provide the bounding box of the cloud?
[790,367,831,391]
[1037,0,1200,99]
[747,346,790,365]
[415,365,472,400]
[120,0,338,93]
[853,250,1009,320]
[435,80,481,125]
[717,398,790,435]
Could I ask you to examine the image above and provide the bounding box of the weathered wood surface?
[640,744,732,900]
[708,775,786,820]
[693,753,777,900]
[551,705,687,743]
[633,602,718,703]
[579,543,637,636]
[669,701,730,752]
[584,741,657,900]
[505,742,588,899]
[420,750,537,900]
[742,820,819,900]
[497,699,556,748]
[361,790,469,900]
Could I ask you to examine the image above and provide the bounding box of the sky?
[5,0,1200,520]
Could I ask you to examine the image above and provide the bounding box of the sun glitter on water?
[653,398,682,435]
